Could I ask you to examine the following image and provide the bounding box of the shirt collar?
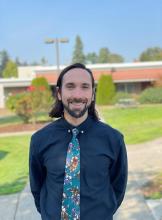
[61,115,94,133]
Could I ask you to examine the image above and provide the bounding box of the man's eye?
[66,84,74,89]
[82,85,89,89]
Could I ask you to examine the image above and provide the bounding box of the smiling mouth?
[70,102,85,107]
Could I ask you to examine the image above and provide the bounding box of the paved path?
[114,137,162,220]
[0,133,162,220]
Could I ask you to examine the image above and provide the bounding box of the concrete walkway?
[0,133,162,220]
[114,137,162,220]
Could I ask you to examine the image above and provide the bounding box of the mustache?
[67,98,88,104]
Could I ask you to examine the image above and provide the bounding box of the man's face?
[58,68,94,119]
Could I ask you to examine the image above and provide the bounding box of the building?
[0,61,162,108]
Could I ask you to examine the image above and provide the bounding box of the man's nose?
[73,88,82,98]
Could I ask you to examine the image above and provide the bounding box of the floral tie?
[61,128,80,220]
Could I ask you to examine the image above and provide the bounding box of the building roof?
[35,61,162,84]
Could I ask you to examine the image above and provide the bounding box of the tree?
[96,75,116,105]
[2,60,18,78]
[15,57,23,66]
[139,47,162,61]
[0,50,10,77]
[40,57,48,65]
[72,35,85,64]
[29,77,53,123]
[98,48,110,63]
[109,53,124,63]
[86,52,98,64]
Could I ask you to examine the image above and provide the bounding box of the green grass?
[0,135,30,195]
[0,112,51,127]
[99,104,162,144]
[1,104,162,195]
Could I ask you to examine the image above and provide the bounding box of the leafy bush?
[111,92,132,104]
[139,87,162,104]
[6,93,32,123]
[6,93,22,111]
[6,77,53,123]
[96,75,116,105]
[31,77,51,90]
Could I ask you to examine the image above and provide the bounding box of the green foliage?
[15,93,33,123]
[6,77,53,123]
[98,47,124,63]
[30,77,53,121]
[139,87,162,104]
[2,60,18,78]
[139,47,162,61]
[6,93,32,123]
[98,48,110,63]
[72,35,85,64]
[31,77,50,89]
[0,50,10,78]
[109,53,124,63]
[112,92,132,104]
[86,52,98,64]
[96,75,116,105]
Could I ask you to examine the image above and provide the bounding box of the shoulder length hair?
[49,63,99,121]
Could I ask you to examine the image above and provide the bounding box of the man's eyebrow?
[65,82,75,85]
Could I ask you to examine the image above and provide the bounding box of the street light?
[45,37,69,75]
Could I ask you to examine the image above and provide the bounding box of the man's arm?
[29,135,45,213]
[110,135,128,211]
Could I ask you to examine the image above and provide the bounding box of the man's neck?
[64,112,88,126]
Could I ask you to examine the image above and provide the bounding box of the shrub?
[111,92,132,104]
[139,87,162,104]
[31,77,51,90]
[15,93,33,123]
[6,77,53,123]
[6,93,32,123]
[96,75,116,105]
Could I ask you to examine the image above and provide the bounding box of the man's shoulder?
[95,119,120,133]
[95,119,123,138]
[31,118,61,141]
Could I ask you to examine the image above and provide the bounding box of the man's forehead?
[63,68,92,83]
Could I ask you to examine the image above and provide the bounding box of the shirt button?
[68,129,71,133]
[81,130,84,133]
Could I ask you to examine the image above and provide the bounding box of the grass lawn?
[0,112,51,127]
[98,104,162,144]
[0,104,162,196]
[0,135,30,195]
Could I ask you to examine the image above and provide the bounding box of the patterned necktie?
[61,128,80,220]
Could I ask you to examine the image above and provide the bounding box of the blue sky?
[1,0,162,65]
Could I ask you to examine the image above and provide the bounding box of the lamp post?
[45,37,69,75]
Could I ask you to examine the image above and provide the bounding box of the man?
[29,63,128,220]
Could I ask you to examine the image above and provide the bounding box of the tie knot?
[72,128,79,137]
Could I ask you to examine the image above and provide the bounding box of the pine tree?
[72,35,85,64]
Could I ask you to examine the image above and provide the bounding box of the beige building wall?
[0,85,5,108]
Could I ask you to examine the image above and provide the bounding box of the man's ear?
[56,86,61,101]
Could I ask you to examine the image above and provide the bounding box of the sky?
[1,0,162,65]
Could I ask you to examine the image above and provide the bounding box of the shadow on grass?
[0,176,28,195]
[0,115,22,125]
[0,150,9,160]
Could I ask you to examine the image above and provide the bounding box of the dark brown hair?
[49,63,99,120]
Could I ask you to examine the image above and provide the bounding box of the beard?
[62,98,90,119]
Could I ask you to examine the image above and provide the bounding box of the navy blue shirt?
[29,116,128,220]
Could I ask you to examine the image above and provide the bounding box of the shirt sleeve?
[110,135,128,212]
[29,135,45,214]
